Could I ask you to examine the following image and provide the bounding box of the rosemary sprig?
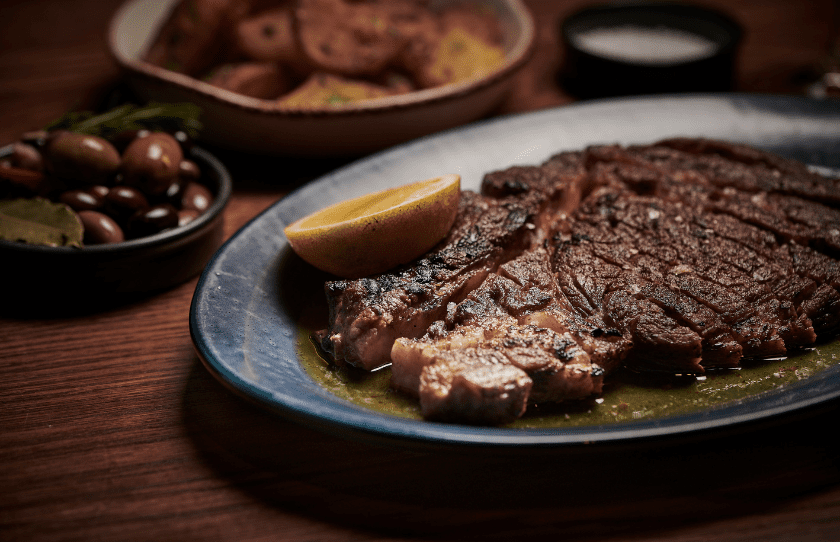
[45,102,203,141]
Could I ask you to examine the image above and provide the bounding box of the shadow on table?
[181,356,840,541]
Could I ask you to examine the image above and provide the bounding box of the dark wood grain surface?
[2,1,840,540]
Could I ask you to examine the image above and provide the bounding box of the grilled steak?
[314,138,840,424]
[316,190,541,370]
[391,248,609,409]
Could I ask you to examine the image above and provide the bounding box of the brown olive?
[110,128,151,153]
[104,186,149,224]
[173,130,194,152]
[0,161,44,195]
[88,185,110,199]
[78,210,125,245]
[177,208,201,227]
[9,142,44,171]
[121,132,183,196]
[126,203,179,238]
[181,181,213,212]
[60,189,104,212]
[44,131,121,184]
[0,161,44,198]
[178,159,201,182]
[159,179,184,207]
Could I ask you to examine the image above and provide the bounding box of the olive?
[104,186,149,224]
[9,142,44,171]
[121,132,183,196]
[78,210,125,245]
[0,159,44,195]
[0,161,42,199]
[178,159,201,182]
[160,179,184,207]
[181,181,213,212]
[88,185,110,199]
[60,189,104,212]
[126,203,178,238]
[177,208,201,227]
[173,130,194,152]
[110,129,151,153]
[44,131,121,184]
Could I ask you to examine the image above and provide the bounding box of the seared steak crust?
[315,138,840,424]
[319,190,539,369]
[583,144,839,339]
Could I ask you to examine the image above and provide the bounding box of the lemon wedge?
[284,174,460,278]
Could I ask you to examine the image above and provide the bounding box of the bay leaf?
[0,198,83,247]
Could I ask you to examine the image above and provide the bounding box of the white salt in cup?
[560,2,742,99]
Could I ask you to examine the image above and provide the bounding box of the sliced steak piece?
[391,248,605,411]
[480,151,589,245]
[419,348,532,425]
[688,212,836,338]
[444,266,604,402]
[626,138,840,208]
[704,213,840,333]
[620,142,840,256]
[602,285,704,372]
[392,320,601,407]
[490,326,601,404]
[495,247,632,373]
[317,190,539,369]
[573,193,786,352]
[391,322,488,396]
[481,151,587,207]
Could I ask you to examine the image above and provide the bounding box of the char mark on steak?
[636,137,840,207]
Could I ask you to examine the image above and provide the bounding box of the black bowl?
[0,146,231,316]
[560,1,742,99]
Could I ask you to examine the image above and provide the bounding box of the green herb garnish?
[45,102,203,141]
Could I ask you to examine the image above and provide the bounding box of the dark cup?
[560,2,743,99]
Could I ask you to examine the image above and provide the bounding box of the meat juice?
[298,327,840,428]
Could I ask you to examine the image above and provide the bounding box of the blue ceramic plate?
[190,94,840,450]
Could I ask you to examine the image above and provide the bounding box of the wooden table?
[2,1,839,540]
